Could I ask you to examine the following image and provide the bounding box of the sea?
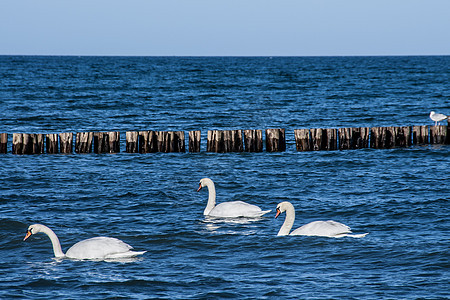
[0,55,449,299]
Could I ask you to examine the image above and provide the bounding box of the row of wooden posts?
[0,125,448,155]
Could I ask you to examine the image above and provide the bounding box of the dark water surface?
[0,56,449,299]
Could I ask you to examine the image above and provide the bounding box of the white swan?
[275,201,368,238]
[23,224,146,260]
[430,111,447,126]
[197,178,271,218]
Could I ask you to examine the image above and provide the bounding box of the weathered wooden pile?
[0,125,448,155]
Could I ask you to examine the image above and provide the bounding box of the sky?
[1,0,449,56]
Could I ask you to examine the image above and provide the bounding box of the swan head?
[197,178,213,192]
[23,224,44,241]
[275,201,294,218]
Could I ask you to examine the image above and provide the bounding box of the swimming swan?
[23,224,146,260]
[197,178,271,218]
[275,201,368,238]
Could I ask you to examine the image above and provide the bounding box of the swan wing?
[65,237,145,260]
[290,220,352,237]
[209,201,270,218]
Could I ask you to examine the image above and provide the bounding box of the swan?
[430,111,447,126]
[23,224,146,260]
[275,201,368,238]
[197,178,271,218]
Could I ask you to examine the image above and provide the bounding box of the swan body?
[197,178,270,218]
[23,224,146,260]
[275,201,368,238]
[430,111,447,126]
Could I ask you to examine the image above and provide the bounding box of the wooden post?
[157,131,168,152]
[311,128,323,151]
[108,132,120,153]
[75,132,94,154]
[207,130,217,153]
[370,127,393,149]
[412,126,429,145]
[156,131,169,152]
[207,130,216,152]
[12,133,43,154]
[265,129,286,152]
[294,129,312,151]
[22,134,33,154]
[244,129,263,152]
[189,130,201,152]
[12,133,23,154]
[155,131,184,153]
[207,130,243,153]
[339,128,370,150]
[59,132,73,154]
[338,128,352,150]
[430,125,448,144]
[126,131,139,153]
[139,131,148,153]
[207,130,223,153]
[231,130,243,152]
[311,128,337,151]
[353,127,370,149]
[92,131,119,153]
[173,131,186,152]
[46,134,59,154]
[94,132,108,153]
[34,134,45,154]
[0,133,7,154]
[370,127,383,149]
[326,128,338,150]
[392,126,411,147]
[311,129,323,151]
[139,131,157,153]
[207,130,222,153]
[25,134,33,154]
[371,126,410,149]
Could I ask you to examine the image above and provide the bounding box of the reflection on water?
[201,216,269,235]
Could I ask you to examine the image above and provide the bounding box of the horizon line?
[1,53,449,58]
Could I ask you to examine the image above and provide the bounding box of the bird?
[23,223,146,260]
[429,111,447,126]
[197,178,271,218]
[275,201,368,238]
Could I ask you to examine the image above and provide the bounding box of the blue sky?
[1,0,449,56]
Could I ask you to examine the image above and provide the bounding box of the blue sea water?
[0,56,449,299]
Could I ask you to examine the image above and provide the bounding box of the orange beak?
[275,208,281,219]
[23,230,32,241]
[197,183,202,192]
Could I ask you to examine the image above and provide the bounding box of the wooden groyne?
[1,125,449,155]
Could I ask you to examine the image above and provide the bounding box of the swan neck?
[41,225,65,258]
[278,205,295,236]
[203,180,216,215]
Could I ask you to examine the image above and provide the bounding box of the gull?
[429,111,447,126]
